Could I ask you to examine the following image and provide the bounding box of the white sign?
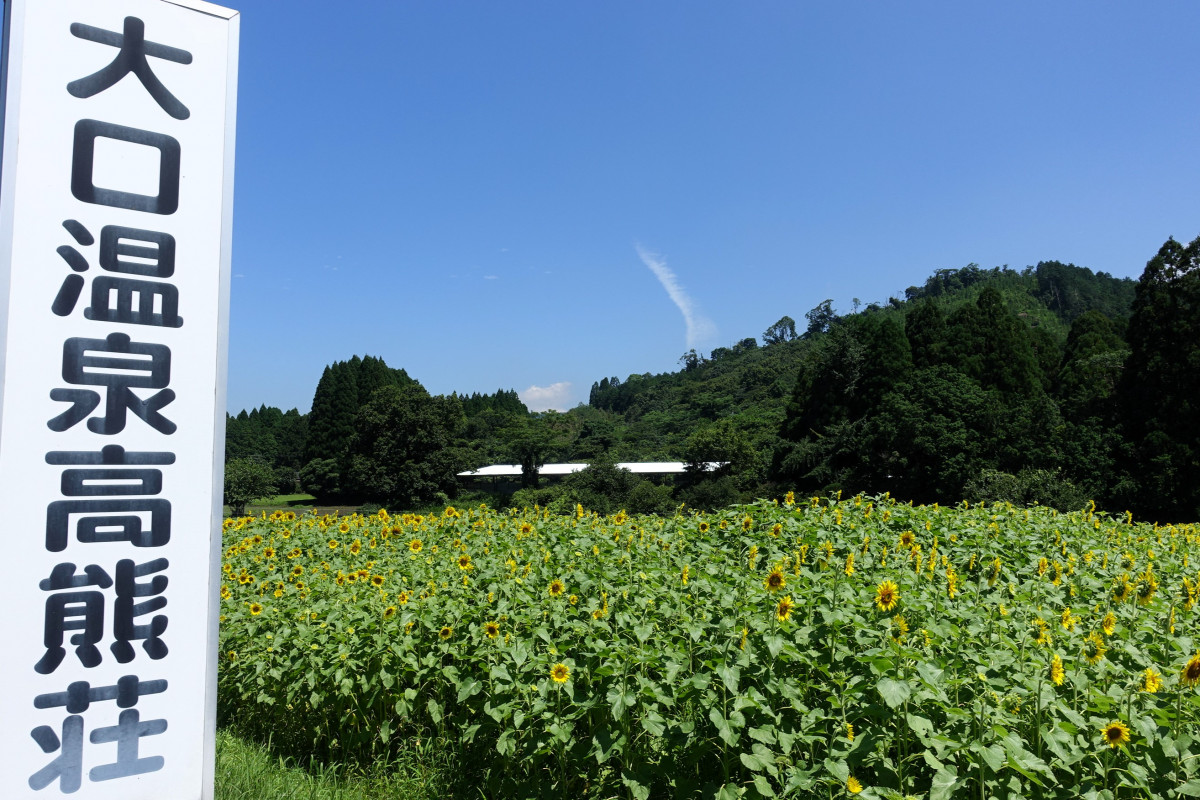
[0,1,238,797]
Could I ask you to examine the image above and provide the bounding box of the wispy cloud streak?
[636,245,715,350]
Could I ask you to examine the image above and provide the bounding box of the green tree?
[803,299,837,338]
[944,286,1043,396]
[863,366,1001,503]
[763,315,798,345]
[1119,234,1200,521]
[500,416,556,488]
[905,300,947,369]
[342,383,468,508]
[223,458,277,516]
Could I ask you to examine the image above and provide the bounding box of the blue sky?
[225,1,1200,414]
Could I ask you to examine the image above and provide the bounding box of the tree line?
[226,235,1200,522]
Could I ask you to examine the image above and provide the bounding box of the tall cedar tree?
[303,356,414,464]
[943,286,1044,396]
[1120,235,1200,521]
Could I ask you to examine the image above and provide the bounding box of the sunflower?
[383,606,397,620]
[484,621,500,639]
[328,539,339,550]
[847,776,863,794]
[1141,668,1162,694]
[988,557,1002,586]
[439,626,452,641]
[891,615,909,642]
[397,590,411,604]
[1050,654,1064,686]
[1083,631,1107,665]
[262,547,276,559]
[899,531,915,548]
[248,603,263,615]
[844,552,855,577]
[349,540,361,555]
[1101,612,1117,637]
[742,516,753,532]
[875,580,899,612]
[550,663,570,683]
[1060,607,1077,631]
[1112,574,1132,603]
[1183,654,1200,687]
[776,595,794,622]
[409,539,423,553]
[1136,570,1158,606]
[548,579,566,597]
[370,575,385,587]
[613,510,628,525]
[338,522,350,534]
[764,567,786,592]
[698,521,710,534]
[1101,720,1131,749]
[784,491,795,506]
[519,522,534,535]
[457,554,473,571]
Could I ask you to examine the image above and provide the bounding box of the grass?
[215,729,457,800]
[252,493,318,508]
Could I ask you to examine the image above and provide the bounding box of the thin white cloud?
[520,382,573,412]
[635,245,716,350]
[484,275,499,280]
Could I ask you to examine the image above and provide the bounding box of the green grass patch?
[215,728,453,800]
[253,493,318,508]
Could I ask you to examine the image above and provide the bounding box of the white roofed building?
[456,461,726,491]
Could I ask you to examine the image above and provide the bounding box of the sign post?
[0,1,238,797]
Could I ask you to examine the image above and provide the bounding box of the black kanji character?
[36,563,113,675]
[71,120,181,214]
[28,716,84,793]
[52,221,182,327]
[44,446,175,552]
[112,558,169,663]
[49,333,175,435]
[88,709,167,782]
[67,16,192,120]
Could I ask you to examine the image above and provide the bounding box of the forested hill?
[225,237,1200,522]
[584,260,1136,482]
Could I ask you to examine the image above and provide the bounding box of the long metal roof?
[456,462,725,478]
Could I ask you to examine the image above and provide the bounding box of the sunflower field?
[218,494,1200,799]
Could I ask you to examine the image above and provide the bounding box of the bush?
[299,458,341,499]
[963,467,1088,511]
[223,458,277,516]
